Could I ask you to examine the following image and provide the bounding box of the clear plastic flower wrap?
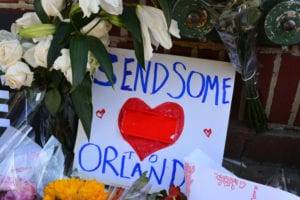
[0,125,65,199]
[0,86,78,173]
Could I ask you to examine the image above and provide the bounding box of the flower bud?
[19,24,56,39]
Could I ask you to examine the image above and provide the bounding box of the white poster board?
[74,48,235,191]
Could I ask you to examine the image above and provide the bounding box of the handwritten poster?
[74,48,235,191]
[184,149,300,200]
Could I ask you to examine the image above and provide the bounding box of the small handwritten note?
[184,149,300,200]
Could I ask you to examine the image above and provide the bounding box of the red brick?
[257,54,276,107]
[269,54,300,124]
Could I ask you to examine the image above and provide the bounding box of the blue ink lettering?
[134,61,151,93]
[149,154,158,163]
[102,146,119,176]
[79,143,101,172]
[131,163,142,177]
[152,62,169,94]
[202,76,219,105]
[149,159,167,185]
[121,58,135,91]
[167,62,186,99]
[120,155,130,179]
[170,159,185,187]
[187,71,205,98]
[94,54,117,86]
[222,78,231,104]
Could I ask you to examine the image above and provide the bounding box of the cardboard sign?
[74,48,235,191]
[184,150,300,200]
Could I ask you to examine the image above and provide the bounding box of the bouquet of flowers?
[199,0,268,132]
[0,0,180,142]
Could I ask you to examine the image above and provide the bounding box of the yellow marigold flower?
[43,178,108,200]
[78,180,108,200]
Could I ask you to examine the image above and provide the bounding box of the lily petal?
[79,0,101,18]
[169,19,181,38]
[99,0,123,15]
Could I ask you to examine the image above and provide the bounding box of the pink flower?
[0,177,36,200]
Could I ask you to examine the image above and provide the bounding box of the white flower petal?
[23,46,38,68]
[141,22,153,60]
[16,12,41,28]
[136,5,174,59]
[79,0,101,17]
[53,48,71,73]
[0,40,23,70]
[64,68,72,84]
[99,0,123,15]
[169,19,181,38]
[34,37,52,68]
[81,18,112,39]
[41,0,65,17]
[4,61,33,89]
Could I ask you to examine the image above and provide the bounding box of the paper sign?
[74,48,235,191]
[184,150,300,200]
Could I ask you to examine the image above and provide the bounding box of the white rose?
[53,48,71,73]
[4,61,33,89]
[81,18,112,39]
[24,37,52,68]
[79,0,123,17]
[0,40,23,71]
[41,0,65,17]
[136,5,180,60]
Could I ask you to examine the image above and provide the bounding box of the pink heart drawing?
[203,128,212,138]
[96,109,106,119]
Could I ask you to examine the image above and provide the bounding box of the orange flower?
[43,178,108,200]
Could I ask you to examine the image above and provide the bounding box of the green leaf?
[71,75,92,139]
[70,35,88,88]
[47,23,73,67]
[158,0,171,27]
[87,36,114,84]
[45,88,61,115]
[121,6,142,43]
[34,0,50,23]
[133,38,145,69]
[121,6,145,68]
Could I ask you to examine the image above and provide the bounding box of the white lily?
[81,18,111,48]
[99,0,123,15]
[169,19,181,39]
[79,0,123,17]
[136,5,180,60]
[81,18,112,39]
[11,12,41,35]
[79,0,101,18]
[41,0,65,19]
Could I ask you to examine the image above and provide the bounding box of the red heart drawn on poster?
[203,128,212,138]
[118,98,184,161]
